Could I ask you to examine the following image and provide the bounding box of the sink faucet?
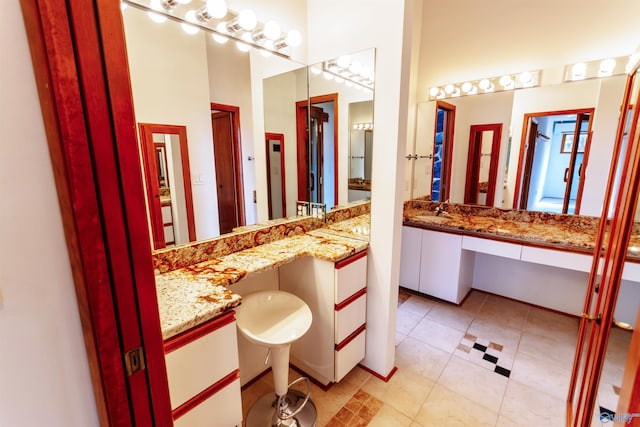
[434,200,449,216]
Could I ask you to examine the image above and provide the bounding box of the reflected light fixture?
[565,55,632,82]
[322,56,375,91]
[429,70,540,101]
[122,0,302,58]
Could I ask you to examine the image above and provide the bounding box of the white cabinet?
[399,226,422,291]
[279,251,368,386]
[164,311,242,426]
[400,227,474,303]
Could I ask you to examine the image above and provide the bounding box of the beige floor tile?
[510,350,571,400]
[437,355,508,413]
[367,403,414,427]
[458,289,488,314]
[240,378,274,422]
[341,366,372,389]
[399,295,437,317]
[409,317,466,353]
[518,331,576,370]
[499,380,565,427]
[395,336,451,382]
[361,366,434,419]
[414,383,498,427]
[524,306,579,342]
[476,296,530,331]
[426,302,475,331]
[396,307,424,335]
[396,331,406,346]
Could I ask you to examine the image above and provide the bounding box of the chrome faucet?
[434,200,449,216]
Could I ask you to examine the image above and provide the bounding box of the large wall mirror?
[122,4,375,250]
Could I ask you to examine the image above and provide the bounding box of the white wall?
[123,8,221,238]
[1,3,98,426]
[307,0,411,378]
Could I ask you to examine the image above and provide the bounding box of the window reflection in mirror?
[432,101,456,202]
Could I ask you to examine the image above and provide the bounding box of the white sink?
[235,290,312,347]
[414,214,451,224]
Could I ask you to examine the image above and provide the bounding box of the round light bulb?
[518,71,533,84]
[572,62,587,79]
[263,39,275,51]
[599,58,616,75]
[236,41,251,52]
[206,0,227,19]
[444,84,455,94]
[263,21,281,40]
[285,30,302,47]
[429,87,440,97]
[461,82,473,93]
[237,9,257,31]
[147,11,167,23]
[212,22,228,43]
[499,75,513,88]
[479,79,490,90]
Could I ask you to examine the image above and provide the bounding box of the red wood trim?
[172,370,240,421]
[434,101,456,201]
[210,103,246,227]
[335,324,366,351]
[335,249,368,269]
[164,311,236,353]
[296,100,309,201]
[335,288,367,311]
[358,364,398,383]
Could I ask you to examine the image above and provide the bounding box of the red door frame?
[20,0,172,425]
[464,123,502,206]
[210,102,246,229]
[433,101,456,201]
[139,123,196,249]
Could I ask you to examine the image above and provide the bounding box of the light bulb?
[148,0,167,23]
[499,75,513,88]
[461,82,473,93]
[236,41,251,52]
[478,79,490,90]
[323,71,334,81]
[237,9,257,31]
[599,59,616,76]
[444,84,454,94]
[429,87,440,97]
[206,0,227,19]
[518,71,533,85]
[262,39,275,51]
[212,22,228,43]
[572,62,587,80]
[285,30,302,47]
[263,21,281,40]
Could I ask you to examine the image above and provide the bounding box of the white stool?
[235,290,317,426]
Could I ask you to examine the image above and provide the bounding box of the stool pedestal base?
[245,390,317,427]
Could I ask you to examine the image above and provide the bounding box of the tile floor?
[240,289,631,426]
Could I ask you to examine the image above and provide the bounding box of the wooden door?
[265,132,286,219]
[464,123,502,206]
[212,111,241,234]
[518,120,538,209]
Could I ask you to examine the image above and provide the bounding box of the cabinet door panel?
[419,230,463,302]
[335,293,366,344]
[335,330,366,382]
[173,378,242,427]
[399,226,422,291]
[335,255,367,304]
[165,321,239,409]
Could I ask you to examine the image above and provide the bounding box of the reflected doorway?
[515,109,594,214]
[265,133,286,220]
[139,123,196,249]
[211,103,245,234]
[431,101,456,202]
[464,123,502,206]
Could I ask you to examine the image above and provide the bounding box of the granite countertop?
[156,216,370,340]
[403,200,640,257]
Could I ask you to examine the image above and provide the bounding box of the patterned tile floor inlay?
[457,334,512,378]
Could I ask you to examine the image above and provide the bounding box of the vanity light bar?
[428,70,541,101]
[353,123,373,130]
[122,0,301,59]
[564,55,635,82]
[321,59,375,91]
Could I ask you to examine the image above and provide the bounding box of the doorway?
[515,109,594,214]
[210,103,245,234]
[296,94,339,210]
[431,101,456,202]
[265,132,286,219]
[464,123,502,206]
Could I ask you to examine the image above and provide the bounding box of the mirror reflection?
[123,5,375,249]
[464,123,502,206]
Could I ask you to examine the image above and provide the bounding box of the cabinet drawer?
[520,246,592,273]
[335,252,367,304]
[335,291,366,344]
[173,377,242,427]
[165,317,239,409]
[335,329,366,382]
[462,236,521,260]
